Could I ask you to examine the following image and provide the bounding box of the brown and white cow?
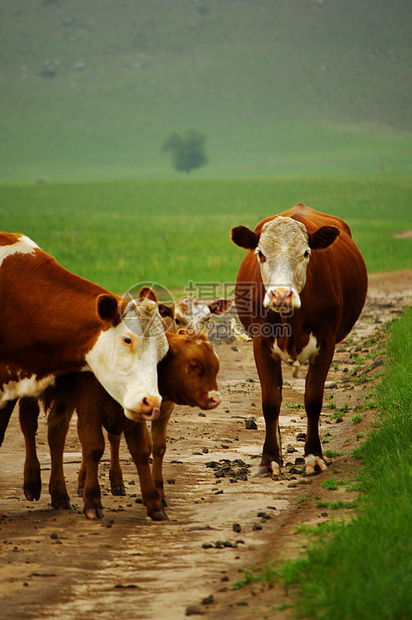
[138,286,232,335]
[0,233,168,421]
[231,204,367,475]
[19,331,221,520]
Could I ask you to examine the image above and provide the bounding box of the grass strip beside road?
[279,308,412,619]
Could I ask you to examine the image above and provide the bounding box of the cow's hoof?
[305,455,328,476]
[51,497,71,510]
[149,510,168,521]
[85,508,104,520]
[24,489,40,502]
[111,486,126,496]
[258,462,281,476]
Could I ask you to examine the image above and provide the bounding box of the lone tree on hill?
[162,130,207,174]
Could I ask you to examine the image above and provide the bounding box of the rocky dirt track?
[0,270,411,620]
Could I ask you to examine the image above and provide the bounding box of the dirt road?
[0,270,411,619]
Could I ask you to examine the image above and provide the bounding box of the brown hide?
[0,235,121,382]
[232,204,367,475]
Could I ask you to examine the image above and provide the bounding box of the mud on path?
[0,270,411,620]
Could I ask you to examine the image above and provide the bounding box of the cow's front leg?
[123,423,167,521]
[151,401,174,507]
[0,399,17,446]
[48,402,72,509]
[19,398,41,501]
[253,337,283,475]
[304,345,334,475]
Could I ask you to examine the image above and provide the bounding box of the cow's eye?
[257,250,266,263]
[189,361,202,374]
[304,249,311,259]
[122,334,134,347]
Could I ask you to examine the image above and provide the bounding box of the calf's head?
[231,216,340,314]
[158,332,221,410]
[86,297,168,422]
[139,287,232,335]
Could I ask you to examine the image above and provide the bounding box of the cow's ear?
[309,226,340,250]
[96,294,120,326]
[138,286,158,302]
[208,299,233,315]
[231,226,259,250]
[158,302,174,319]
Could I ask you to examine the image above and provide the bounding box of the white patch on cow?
[257,218,311,312]
[0,235,39,267]
[85,299,168,416]
[263,286,301,310]
[174,297,211,334]
[305,454,328,475]
[0,374,55,407]
[271,333,319,370]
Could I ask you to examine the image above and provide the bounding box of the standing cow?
[231,204,367,475]
[0,232,168,432]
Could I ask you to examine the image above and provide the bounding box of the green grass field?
[1,175,411,296]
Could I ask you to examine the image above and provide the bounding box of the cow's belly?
[271,333,319,372]
[0,374,55,407]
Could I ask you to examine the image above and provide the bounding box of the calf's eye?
[122,335,134,347]
[257,250,266,263]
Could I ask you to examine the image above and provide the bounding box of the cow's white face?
[232,215,341,315]
[257,217,311,313]
[172,297,213,334]
[163,296,232,335]
[86,299,168,422]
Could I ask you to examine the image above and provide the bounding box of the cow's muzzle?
[263,287,301,313]
[124,393,162,421]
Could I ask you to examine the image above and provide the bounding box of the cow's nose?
[125,393,162,421]
[208,392,221,409]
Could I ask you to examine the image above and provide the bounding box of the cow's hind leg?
[253,338,283,476]
[108,432,126,496]
[19,398,41,501]
[151,401,174,507]
[304,346,334,475]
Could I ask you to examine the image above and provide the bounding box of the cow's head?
[231,216,340,314]
[158,332,221,410]
[138,287,232,335]
[86,297,168,422]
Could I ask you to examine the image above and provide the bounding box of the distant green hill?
[1,0,410,181]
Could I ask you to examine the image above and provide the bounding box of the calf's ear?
[309,226,340,250]
[138,286,158,303]
[231,226,259,250]
[158,302,174,319]
[208,299,233,315]
[96,294,120,326]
